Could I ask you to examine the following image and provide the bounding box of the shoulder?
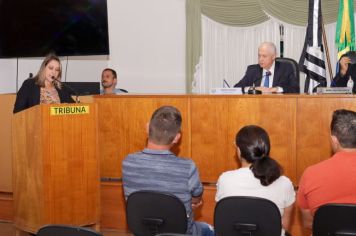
[247,64,261,71]
[275,175,294,187]
[18,78,39,93]
[218,168,249,181]
[21,78,37,87]
[177,157,198,171]
[124,151,143,160]
[299,158,334,185]
[244,64,261,75]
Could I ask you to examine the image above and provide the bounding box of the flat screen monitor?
[0,0,109,58]
[63,82,100,96]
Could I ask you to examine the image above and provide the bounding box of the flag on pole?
[335,0,355,59]
[299,0,327,93]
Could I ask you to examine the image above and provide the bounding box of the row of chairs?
[35,190,356,236]
[126,191,356,236]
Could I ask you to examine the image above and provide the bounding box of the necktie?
[263,71,271,87]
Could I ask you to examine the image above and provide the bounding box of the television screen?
[0,0,109,58]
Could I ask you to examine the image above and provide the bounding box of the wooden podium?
[12,103,100,234]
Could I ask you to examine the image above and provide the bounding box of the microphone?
[223,79,230,88]
[51,76,80,103]
[247,71,271,94]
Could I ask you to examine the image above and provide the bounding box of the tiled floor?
[0,222,133,236]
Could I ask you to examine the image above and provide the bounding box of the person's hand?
[339,56,351,76]
[256,87,278,93]
[191,198,203,210]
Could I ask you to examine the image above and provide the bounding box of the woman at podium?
[13,53,75,113]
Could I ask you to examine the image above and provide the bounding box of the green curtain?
[186,0,352,93]
[201,0,269,27]
[186,0,202,92]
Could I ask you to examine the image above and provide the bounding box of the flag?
[335,0,355,59]
[299,0,327,93]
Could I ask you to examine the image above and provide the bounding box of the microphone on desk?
[51,76,80,103]
[247,71,271,94]
[247,75,264,94]
[223,79,230,88]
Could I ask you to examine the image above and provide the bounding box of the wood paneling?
[296,96,356,182]
[2,93,356,236]
[191,96,297,182]
[0,193,13,222]
[96,96,190,178]
[100,182,128,230]
[12,104,100,233]
[0,94,16,192]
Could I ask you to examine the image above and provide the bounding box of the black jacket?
[332,64,356,93]
[13,78,75,113]
[234,61,300,93]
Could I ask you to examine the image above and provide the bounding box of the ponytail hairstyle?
[235,125,281,186]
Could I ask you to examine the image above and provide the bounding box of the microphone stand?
[247,83,262,94]
[52,77,80,103]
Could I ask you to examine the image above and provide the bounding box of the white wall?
[107,0,186,93]
[0,0,187,94]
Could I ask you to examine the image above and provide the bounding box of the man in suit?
[332,54,356,93]
[234,42,299,93]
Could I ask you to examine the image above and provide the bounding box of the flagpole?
[321,17,334,80]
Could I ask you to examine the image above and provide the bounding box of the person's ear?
[236,146,241,158]
[172,132,181,144]
[146,122,149,135]
[331,135,340,152]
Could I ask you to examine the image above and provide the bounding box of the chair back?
[37,224,102,236]
[313,203,356,236]
[275,57,300,85]
[214,196,282,236]
[155,234,191,236]
[126,190,188,236]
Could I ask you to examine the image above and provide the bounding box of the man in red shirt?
[297,109,356,229]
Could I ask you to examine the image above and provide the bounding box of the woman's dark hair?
[235,125,281,186]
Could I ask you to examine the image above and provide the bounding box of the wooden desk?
[95,94,356,184]
[1,93,355,236]
[94,94,355,236]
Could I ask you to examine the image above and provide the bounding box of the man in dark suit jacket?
[234,42,299,93]
[332,54,356,93]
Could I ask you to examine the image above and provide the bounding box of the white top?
[216,167,295,235]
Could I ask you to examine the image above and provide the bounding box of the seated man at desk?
[234,42,299,94]
[100,68,128,94]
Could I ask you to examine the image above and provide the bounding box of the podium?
[12,103,100,234]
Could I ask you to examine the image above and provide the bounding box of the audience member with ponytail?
[215,125,295,236]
